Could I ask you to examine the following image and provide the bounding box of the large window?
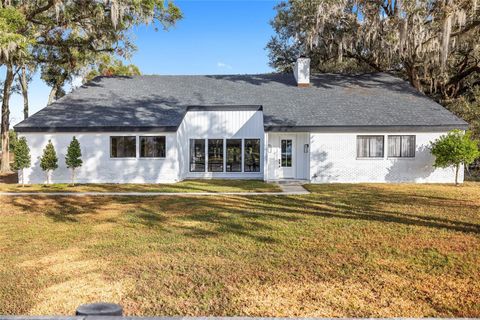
[244,139,261,172]
[388,135,415,158]
[208,139,224,172]
[110,136,136,158]
[226,139,242,172]
[357,136,384,158]
[190,139,206,172]
[140,136,166,158]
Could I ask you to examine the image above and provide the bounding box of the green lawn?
[0,182,479,317]
[0,179,280,193]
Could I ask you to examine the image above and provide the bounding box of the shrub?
[430,130,480,185]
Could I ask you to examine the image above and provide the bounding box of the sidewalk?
[0,187,310,197]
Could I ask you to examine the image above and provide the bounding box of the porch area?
[265,132,310,181]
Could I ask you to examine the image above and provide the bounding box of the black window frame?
[208,139,224,172]
[139,136,166,158]
[190,139,206,172]
[388,135,416,158]
[226,139,242,172]
[356,135,385,158]
[244,139,261,172]
[110,136,137,158]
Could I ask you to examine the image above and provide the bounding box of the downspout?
[264,130,269,181]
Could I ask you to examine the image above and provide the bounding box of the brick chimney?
[293,57,310,87]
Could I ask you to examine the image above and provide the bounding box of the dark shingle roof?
[15,73,468,132]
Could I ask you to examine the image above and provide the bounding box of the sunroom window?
[244,139,261,172]
[208,139,224,172]
[190,139,206,172]
[226,139,242,172]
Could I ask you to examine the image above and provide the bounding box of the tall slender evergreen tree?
[65,136,83,186]
[12,137,31,187]
[40,140,58,185]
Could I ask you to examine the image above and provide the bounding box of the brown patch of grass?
[0,179,280,193]
[0,183,479,316]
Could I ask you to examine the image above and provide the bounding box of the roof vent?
[293,57,310,87]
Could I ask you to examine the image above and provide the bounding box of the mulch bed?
[0,172,18,184]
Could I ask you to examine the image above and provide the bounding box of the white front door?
[277,135,295,179]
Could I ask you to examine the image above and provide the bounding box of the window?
[244,139,261,172]
[208,139,224,172]
[388,135,415,158]
[140,136,166,158]
[357,136,384,158]
[110,136,136,158]
[281,139,293,167]
[226,139,242,172]
[190,139,206,172]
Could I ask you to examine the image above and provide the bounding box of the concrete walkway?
[275,180,310,194]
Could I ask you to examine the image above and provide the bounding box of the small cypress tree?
[40,140,58,185]
[430,130,480,185]
[65,136,83,186]
[13,137,31,187]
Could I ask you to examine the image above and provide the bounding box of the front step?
[271,179,309,185]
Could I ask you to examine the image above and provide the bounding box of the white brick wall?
[20,132,180,184]
[309,131,462,183]
[19,109,265,184]
[19,129,462,184]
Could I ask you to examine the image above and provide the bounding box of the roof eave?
[264,124,469,132]
[14,126,180,133]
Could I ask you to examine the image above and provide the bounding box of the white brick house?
[14,59,468,184]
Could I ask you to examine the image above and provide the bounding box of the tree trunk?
[20,65,29,119]
[406,63,421,92]
[21,168,25,187]
[455,164,459,186]
[47,85,58,105]
[1,64,14,174]
[71,168,75,186]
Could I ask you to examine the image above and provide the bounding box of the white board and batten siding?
[265,132,310,181]
[21,132,179,184]
[309,131,462,183]
[177,109,265,180]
